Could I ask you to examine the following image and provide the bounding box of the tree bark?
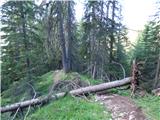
[66,1,72,71]
[154,55,160,88]
[109,1,115,63]
[92,62,97,79]
[1,77,131,113]
[20,2,31,81]
[57,1,69,73]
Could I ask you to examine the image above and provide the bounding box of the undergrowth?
[27,96,111,120]
[1,70,102,106]
[1,70,109,120]
[133,95,160,120]
[1,70,159,120]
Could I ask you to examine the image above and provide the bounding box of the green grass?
[3,70,159,120]
[1,81,32,105]
[1,70,101,106]
[27,96,111,120]
[1,71,111,120]
[133,95,160,120]
[80,75,103,85]
[34,70,103,95]
[1,71,54,106]
[35,71,54,94]
[107,87,131,96]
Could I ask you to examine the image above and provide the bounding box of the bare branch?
[23,83,37,120]
[112,61,126,79]
[11,107,20,120]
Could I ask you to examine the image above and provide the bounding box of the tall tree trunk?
[66,1,72,71]
[106,2,109,19]
[20,2,31,81]
[109,1,115,63]
[91,3,96,78]
[154,54,160,88]
[57,1,69,73]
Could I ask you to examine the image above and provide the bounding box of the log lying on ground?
[0,77,131,113]
[152,88,160,96]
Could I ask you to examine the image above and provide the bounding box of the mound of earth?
[49,70,89,93]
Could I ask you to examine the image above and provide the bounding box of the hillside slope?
[27,96,111,120]
[1,70,159,120]
[1,70,110,120]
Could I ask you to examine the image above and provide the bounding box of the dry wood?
[130,60,138,97]
[0,77,131,113]
[152,88,160,96]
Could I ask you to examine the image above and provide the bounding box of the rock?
[129,114,136,120]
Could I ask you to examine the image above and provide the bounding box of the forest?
[0,0,160,120]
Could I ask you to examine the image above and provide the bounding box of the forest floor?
[95,94,147,120]
[1,70,159,120]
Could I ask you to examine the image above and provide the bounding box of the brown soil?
[95,94,147,120]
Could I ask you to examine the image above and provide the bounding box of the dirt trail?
[95,94,147,120]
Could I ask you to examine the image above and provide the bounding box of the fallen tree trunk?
[1,77,131,113]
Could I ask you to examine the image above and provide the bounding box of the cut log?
[0,77,131,113]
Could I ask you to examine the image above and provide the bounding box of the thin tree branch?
[23,83,37,120]
[11,107,20,120]
[112,61,126,79]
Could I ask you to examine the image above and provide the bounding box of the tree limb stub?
[1,77,131,113]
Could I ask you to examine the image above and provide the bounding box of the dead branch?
[112,61,126,79]
[130,59,139,97]
[11,107,20,120]
[23,83,37,120]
